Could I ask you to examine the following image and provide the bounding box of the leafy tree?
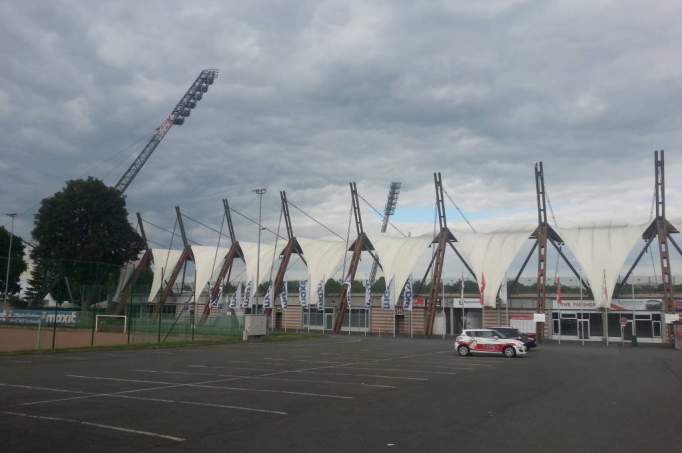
[28,177,142,305]
[0,226,26,297]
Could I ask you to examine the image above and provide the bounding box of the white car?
[455,329,527,358]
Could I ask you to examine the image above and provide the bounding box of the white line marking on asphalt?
[340,366,462,375]
[5,381,287,415]
[298,371,428,381]
[2,411,185,442]
[138,369,397,389]
[9,360,32,364]
[66,374,353,400]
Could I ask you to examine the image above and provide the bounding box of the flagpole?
[442,279,446,340]
[504,272,509,326]
[579,273,584,346]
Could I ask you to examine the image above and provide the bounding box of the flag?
[555,276,562,306]
[280,281,288,310]
[263,286,272,309]
[345,280,352,305]
[228,284,239,309]
[242,281,252,308]
[383,278,392,310]
[460,273,465,304]
[209,284,223,309]
[602,270,608,304]
[403,279,413,311]
[316,280,325,306]
[479,273,486,306]
[363,279,371,308]
[299,280,308,307]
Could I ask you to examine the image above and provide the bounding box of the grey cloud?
[1,0,682,251]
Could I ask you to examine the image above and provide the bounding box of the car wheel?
[503,346,516,358]
[458,345,470,357]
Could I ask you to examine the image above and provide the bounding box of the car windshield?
[494,328,517,338]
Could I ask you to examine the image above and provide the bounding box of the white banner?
[242,281,252,308]
[209,284,223,309]
[315,280,325,306]
[403,279,413,311]
[228,284,239,309]
[263,286,272,309]
[299,280,308,307]
[345,280,352,305]
[382,278,392,310]
[280,281,288,310]
[363,279,371,308]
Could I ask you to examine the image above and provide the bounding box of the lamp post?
[253,188,266,314]
[4,213,17,306]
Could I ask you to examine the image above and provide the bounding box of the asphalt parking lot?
[1,336,681,453]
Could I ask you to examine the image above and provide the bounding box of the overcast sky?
[2,0,682,253]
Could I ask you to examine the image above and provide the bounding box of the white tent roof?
[455,228,534,308]
[148,248,184,302]
[554,223,647,308]
[191,245,229,296]
[372,234,432,307]
[298,238,348,288]
[239,241,276,285]
[112,261,137,302]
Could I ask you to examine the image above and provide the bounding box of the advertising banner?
[0,309,80,327]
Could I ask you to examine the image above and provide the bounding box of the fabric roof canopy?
[239,241,276,286]
[148,248,184,302]
[554,224,647,308]
[113,260,137,302]
[371,234,432,307]
[455,228,534,308]
[191,245,229,296]
[298,238,348,291]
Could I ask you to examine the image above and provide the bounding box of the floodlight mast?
[114,69,218,193]
[368,182,401,285]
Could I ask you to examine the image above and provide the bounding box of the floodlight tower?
[368,182,401,285]
[114,69,218,193]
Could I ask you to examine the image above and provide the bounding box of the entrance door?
[578,319,590,339]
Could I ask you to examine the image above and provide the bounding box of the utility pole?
[3,213,17,305]
[253,188,266,314]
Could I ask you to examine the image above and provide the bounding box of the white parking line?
[138,369,397,389]
[339,366,463,375]
[2,411,185,442]
[299,371,428,381]
[4,381,287,415]
[66,374,354,400]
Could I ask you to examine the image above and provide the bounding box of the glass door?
[578,318,590,339]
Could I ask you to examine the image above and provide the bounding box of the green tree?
[28,177,142,306]
[0,226,27,297]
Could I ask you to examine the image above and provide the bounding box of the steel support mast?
[114,69,218,193]
[333,182,376,334]
[199,199,244,323]
[270,192,304,309]
[157,206,194,311]
[424,173,457,336]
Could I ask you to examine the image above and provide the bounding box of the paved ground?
[0,336,681,453]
